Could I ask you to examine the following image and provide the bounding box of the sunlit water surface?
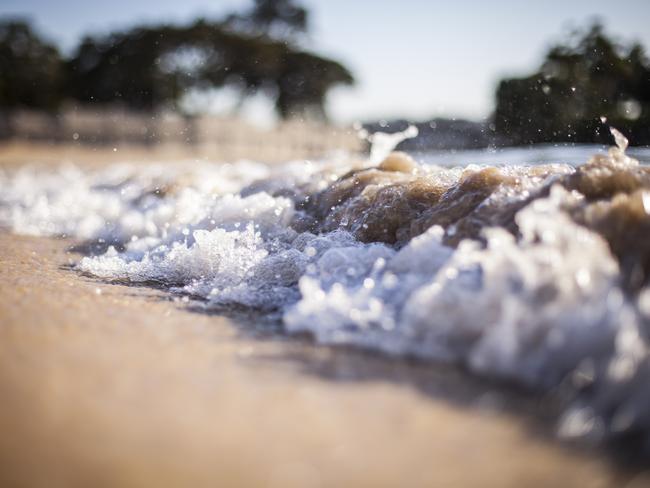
[2,132,650,453]
[416,143,650,167]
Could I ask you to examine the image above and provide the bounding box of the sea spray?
[2,130,650,450]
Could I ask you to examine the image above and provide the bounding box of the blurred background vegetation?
[0,0,649,147]
[495,22,650,146]
[0,0,353,120]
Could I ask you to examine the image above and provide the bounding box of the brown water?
[3,130,650,466]
[301,149,650,291]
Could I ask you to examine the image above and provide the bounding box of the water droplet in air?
[610,127,628,152]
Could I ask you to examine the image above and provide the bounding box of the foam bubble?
[2,141,650,449]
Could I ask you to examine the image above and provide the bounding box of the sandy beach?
[2,139,649,487]
[3,2,650,484]
[0,231,644,487]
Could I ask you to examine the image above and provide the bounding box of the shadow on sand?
[64,237,647,476]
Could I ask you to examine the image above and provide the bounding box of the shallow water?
[416,143,650,167]
[2,131,650,454]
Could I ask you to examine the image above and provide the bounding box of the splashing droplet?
[361,125,419,165]
[610,127,628,152]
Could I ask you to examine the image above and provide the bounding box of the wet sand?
[0,232,644,487]
[0,141,257,170]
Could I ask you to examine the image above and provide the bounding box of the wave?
[2,128,650,451]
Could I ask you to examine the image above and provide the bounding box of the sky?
[2,0,650,125]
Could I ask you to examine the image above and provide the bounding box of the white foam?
[1,148,650,446]
[284,186,625,388]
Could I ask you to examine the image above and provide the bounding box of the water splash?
[608,126,638,166]
[2,139,650,451]
[612,126,629,151]
[357,124,419,165]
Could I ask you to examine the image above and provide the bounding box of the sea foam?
[2,132,650,449]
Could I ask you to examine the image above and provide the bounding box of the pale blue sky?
[3,0,650,124]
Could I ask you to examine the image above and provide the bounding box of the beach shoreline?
[0,231,639,487]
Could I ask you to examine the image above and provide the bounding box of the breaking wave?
[2,128,650,451]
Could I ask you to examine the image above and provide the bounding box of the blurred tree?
[0,0,352,120]
[224,0,309,40]
[65,26,186,110]
[0,19,64,110]
[494,23,650,145]
[66,18,353,119]
[274,50,353,119]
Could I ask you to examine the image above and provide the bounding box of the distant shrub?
[494,23,650,145]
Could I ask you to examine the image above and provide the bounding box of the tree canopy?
[0,20,64,110]
[494,23,650,145]
[66,19,353,118]
[0,0,354,120]
[224,0,309,39]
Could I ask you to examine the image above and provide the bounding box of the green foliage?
[224,0,309,39]
[0,1,354,120]
[65,25,188,110]
[0,20,64,110]
[495,23,650,145]
[65,19,353,118]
